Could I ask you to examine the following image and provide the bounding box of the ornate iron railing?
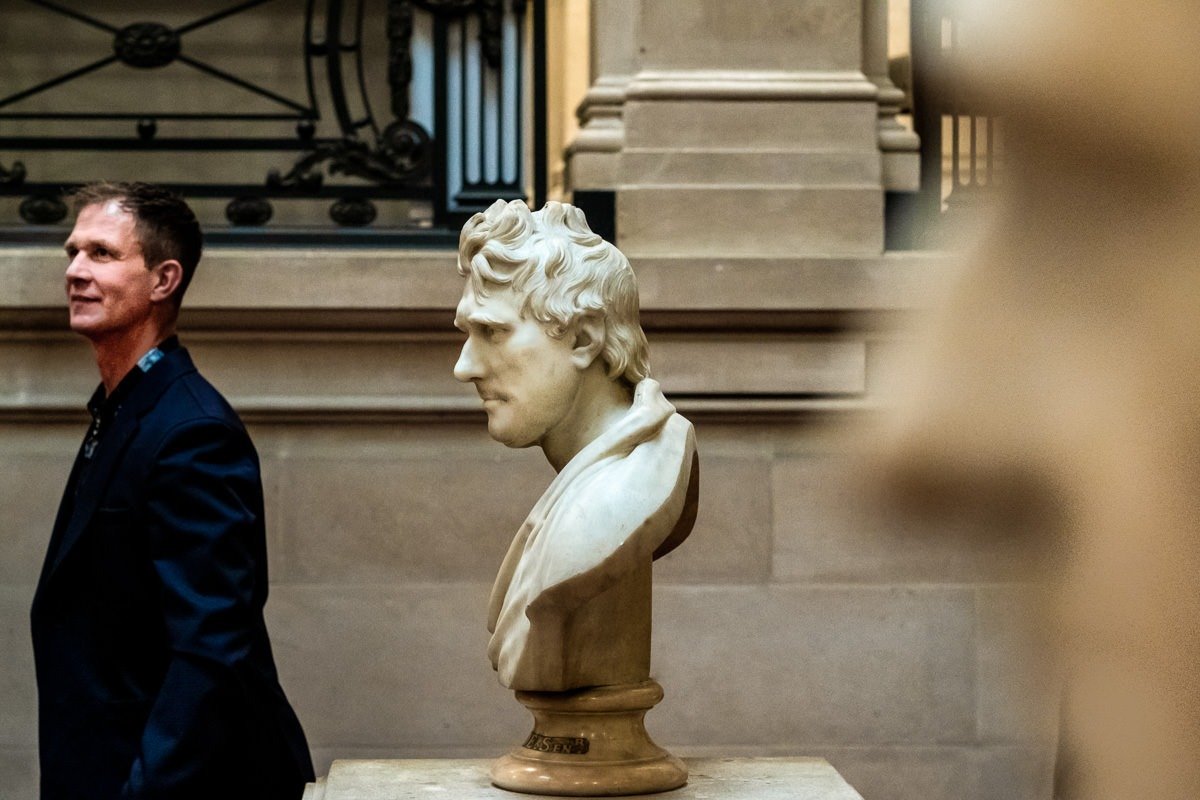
[0,0,546,244]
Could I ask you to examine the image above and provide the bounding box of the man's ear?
[569,310,606,370]
[149,260,184,304]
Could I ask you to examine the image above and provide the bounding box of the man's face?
[63,202,157,342]
[453,284,583,449]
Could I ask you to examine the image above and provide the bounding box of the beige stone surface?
[618,188,883,258]
[818,746,976,800]
[0,331,875,416]
[771,457,1032,584]
[0,248,457,310]
[631,255,951,312]
[188,337,470,404]
[973,745,1054,800]
[567,151,621,192]
[881,151,921,192]
[0,249,948,317]
[651,586,976,746]
[634,745,1048,800]
[270,446,768,587]
[622,100,877,151]
[309,757,863,800]
[620,150,882,188]
[275,451,550,583]
[0,451,72,584]
[0,588,38,748]
[0,334,96,404]
[819,745,1049,800]
[265,583,527,750]
[654,337,865,395]
[653,456,773,584]
[637,1,863,72]
[973,588,1059,744]
[0,749,37,800]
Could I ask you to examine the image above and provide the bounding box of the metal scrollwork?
[225,197,273,227]
[0,161,27,187]
[0,0,537,236]
[329,198,377,227]
[412,0,503,67]
[388,0,416,122]
[378,120,432,178]
[269,129,430,191]
[267,154,325,192]
[113,22,182,69]
[479,0,503,67]
[272,0,434,190]
[19,195,68,225]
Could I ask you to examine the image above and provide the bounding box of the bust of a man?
[454,199,698,693]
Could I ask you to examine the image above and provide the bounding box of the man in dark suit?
[30,182,314,800]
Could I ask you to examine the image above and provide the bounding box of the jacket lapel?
[35,435,94,595]
[40,347,197,584]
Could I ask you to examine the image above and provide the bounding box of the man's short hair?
[458,199,650,385]
[68,182,202,305]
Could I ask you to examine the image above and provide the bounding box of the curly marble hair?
[457,199,650,385]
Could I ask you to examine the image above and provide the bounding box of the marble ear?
[568,310,605,370]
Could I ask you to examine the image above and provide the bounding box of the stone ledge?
[0,395,883,425]
[0,248,952,317]
[303,757,864,800]
[625,70,879,102]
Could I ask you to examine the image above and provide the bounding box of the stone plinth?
[303,758,864,800]
[491,681,686,796]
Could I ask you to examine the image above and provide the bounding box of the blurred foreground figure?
[877,3,1200,799]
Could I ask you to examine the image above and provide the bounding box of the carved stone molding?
[623,71,880,102]
[863,0,920,190]
[0,394,882,425]
[568,77,627,156]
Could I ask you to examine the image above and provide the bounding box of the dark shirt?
[72,336,180,505]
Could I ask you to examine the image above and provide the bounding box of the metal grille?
[0,0,546,244]
[910,0,1001,234]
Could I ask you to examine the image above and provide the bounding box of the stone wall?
[0,247,1050,800]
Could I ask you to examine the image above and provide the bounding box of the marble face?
[453,284,583,449]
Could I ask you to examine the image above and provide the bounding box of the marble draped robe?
[487,379,699,692]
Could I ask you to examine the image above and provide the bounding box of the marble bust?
[454,199,697,794]
[454,198,698,693]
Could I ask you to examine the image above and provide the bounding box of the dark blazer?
[30,345,313,800]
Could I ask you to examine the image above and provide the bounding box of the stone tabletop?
[303,758,865,800]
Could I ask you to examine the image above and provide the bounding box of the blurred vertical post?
[875,3,1200,799]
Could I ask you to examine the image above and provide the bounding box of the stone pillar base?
[490,680,687,796]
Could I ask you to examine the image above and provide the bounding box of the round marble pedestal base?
[490,680,687,796]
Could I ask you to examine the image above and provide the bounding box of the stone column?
[610,0,888,258]
[864,0,921,191]
[564,0,637,190]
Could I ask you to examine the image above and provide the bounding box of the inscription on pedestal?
[522,732,590,755]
